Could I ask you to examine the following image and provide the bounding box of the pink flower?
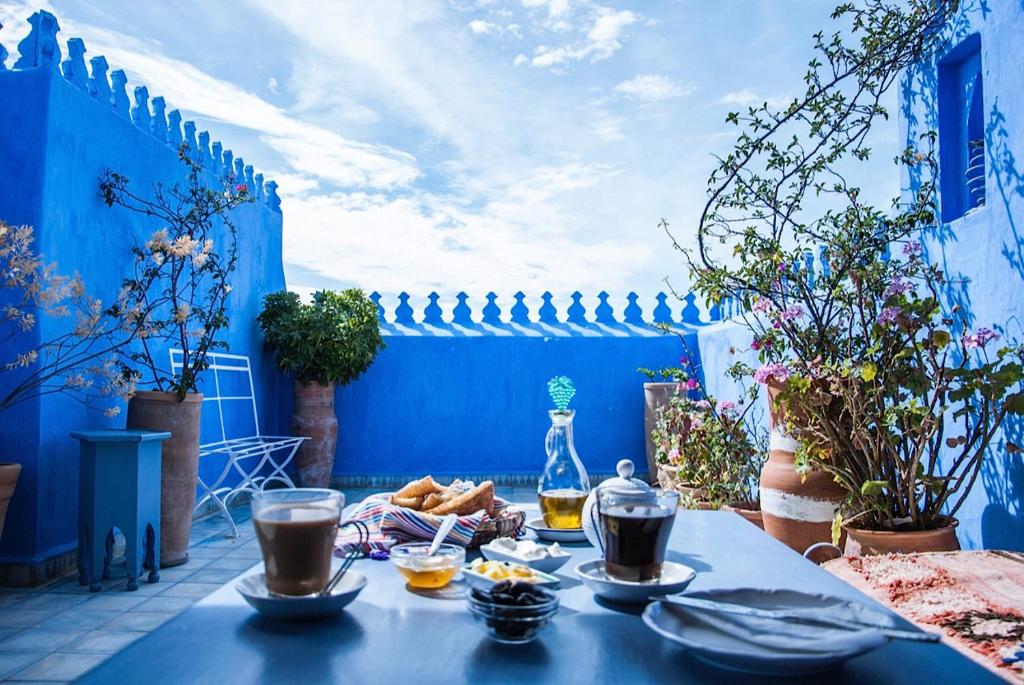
[694,399,711,410]
[234,183,248,194]
[779,305,804,322]
[752,298,773,314]
[753,363,790,385]
[689,417,704,430]
[884,278,912,299]
[680,355,689,366]
[964,327,999,349]
[902,240,921,257]
[686,378,698,390]
[777,262,788,275]
[877,307,900,326]
[716,400,737,413]
[750,339,762,351]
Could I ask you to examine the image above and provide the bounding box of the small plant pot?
[644,382,682,484]
[0,462,21,541]
[291,381,338,488]
[126,391,203,567]
[722,500,764,530]
[843,519,960,556]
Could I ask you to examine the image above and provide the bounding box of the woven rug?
[824,551,1024,682]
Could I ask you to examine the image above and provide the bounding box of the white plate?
[642,588,889,676]
[525,517,589,543]
[479,542,571,574]
[462,562,561,590]
[236,571,366,621]
[574,559,695,604]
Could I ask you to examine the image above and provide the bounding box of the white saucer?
[462,562,561,590]
[574,559,695,604]
[642,589,889,676]
[525,518,589,543]
[236,571,367,620]
[480,541,572,574]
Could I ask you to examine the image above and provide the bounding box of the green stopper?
[547,375,576,411]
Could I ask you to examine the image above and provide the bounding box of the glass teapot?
[581,458,653,548]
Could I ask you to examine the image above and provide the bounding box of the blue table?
[79,511,1001,684]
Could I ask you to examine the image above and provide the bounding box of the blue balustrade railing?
[365,290,735,336]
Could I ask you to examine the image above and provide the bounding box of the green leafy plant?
[258,289,384,386]
[99,145,252,401]
[672,0,1024,531]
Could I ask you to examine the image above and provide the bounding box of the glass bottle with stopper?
[538,376,591,529]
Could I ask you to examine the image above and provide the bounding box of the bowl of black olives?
[467,580,559,644]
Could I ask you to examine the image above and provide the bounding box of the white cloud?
[467,19,498,34]
[613,74,694,102]
[717,89,792,109]
[266,77,278,94]
[514,5,639,69]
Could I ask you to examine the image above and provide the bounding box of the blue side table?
[72,430,171,592]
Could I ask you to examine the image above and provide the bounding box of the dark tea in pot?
[597,488,678,582]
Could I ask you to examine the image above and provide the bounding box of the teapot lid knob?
[616,459,634,480]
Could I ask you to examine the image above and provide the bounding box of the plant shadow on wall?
[665,0,1024,553]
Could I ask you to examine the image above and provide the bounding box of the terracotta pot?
[759,382,845,554]
[126,391,202,567]
[643,382,681,484]
[291,381,338,488]
[0,462,21,541]
[722,500,764,530]
[844,519,960,556]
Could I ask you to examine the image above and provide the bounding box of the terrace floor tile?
[157,582,222,598]
[76,594,149,612]
[0,652,47,679]
[34,610,121,632]
[0,610,55,630]
[14,594,92,612]
[101,612,173,632]
[63,630,147,655]
[135,596,196,614]
[0,629,87,653]
[7,652,107,681]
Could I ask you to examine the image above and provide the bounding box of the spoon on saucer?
[429,514,458,555]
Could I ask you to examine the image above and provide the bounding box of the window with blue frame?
[937,33,985,222]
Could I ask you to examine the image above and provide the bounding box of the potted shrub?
[258,289,384,487]
[100,146,251,566]
[674,0,1024,553]
[0,221,137,541]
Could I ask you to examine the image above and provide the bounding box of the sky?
[0,0,901,316]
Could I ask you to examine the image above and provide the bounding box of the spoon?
[429,514,458,555]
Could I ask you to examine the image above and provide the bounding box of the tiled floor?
[0,485,536,682]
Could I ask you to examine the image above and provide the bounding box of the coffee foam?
[254,503,338,523]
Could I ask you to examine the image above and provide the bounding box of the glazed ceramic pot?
[759,382,844,554]
[126,391,202,567]
[0,462,21,541]
[844,519,960,556]
[291,381,338,488]
[643,382,681,484]
[722,501,764,530]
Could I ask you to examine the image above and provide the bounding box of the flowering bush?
[651,374,766,508]
[0,222,136,416]
[100,145,252,401]
[675,0,1024,531]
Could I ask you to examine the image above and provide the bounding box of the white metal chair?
[170,349,307,537]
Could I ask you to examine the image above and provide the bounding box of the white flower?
[192,252,209,268]
[174,303,191,323]
[145,228,169,253]
[168,236,198,258]
[153,253,165,266]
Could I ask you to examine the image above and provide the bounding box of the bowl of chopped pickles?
[390,542,466,589]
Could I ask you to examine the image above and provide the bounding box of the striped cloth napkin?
[335,492,512,555]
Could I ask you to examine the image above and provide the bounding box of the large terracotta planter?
[291,381,338,488]
[759,382,845,553]
[126,391,202,567]
[0,462,21,541]
[844,519,960,556]
[644,382,681,484]
[723,500,764,530]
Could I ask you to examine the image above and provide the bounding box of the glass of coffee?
[252,488,344,596]
[597,486,679,582]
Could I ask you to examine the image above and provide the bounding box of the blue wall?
[0,21,288,567]
[332,297,699,481]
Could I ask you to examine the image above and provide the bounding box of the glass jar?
[537,410,591,529]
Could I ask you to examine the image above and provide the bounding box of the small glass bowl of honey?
[390,542,466,589]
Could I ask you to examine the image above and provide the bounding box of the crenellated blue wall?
[899,0,1024,550]
[0,11,289,571]
[331,291,711,483]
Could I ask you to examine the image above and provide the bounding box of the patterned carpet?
[825,551,1024,682]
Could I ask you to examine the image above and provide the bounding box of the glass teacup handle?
[590,493,604,554]
[339,519,370,548]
